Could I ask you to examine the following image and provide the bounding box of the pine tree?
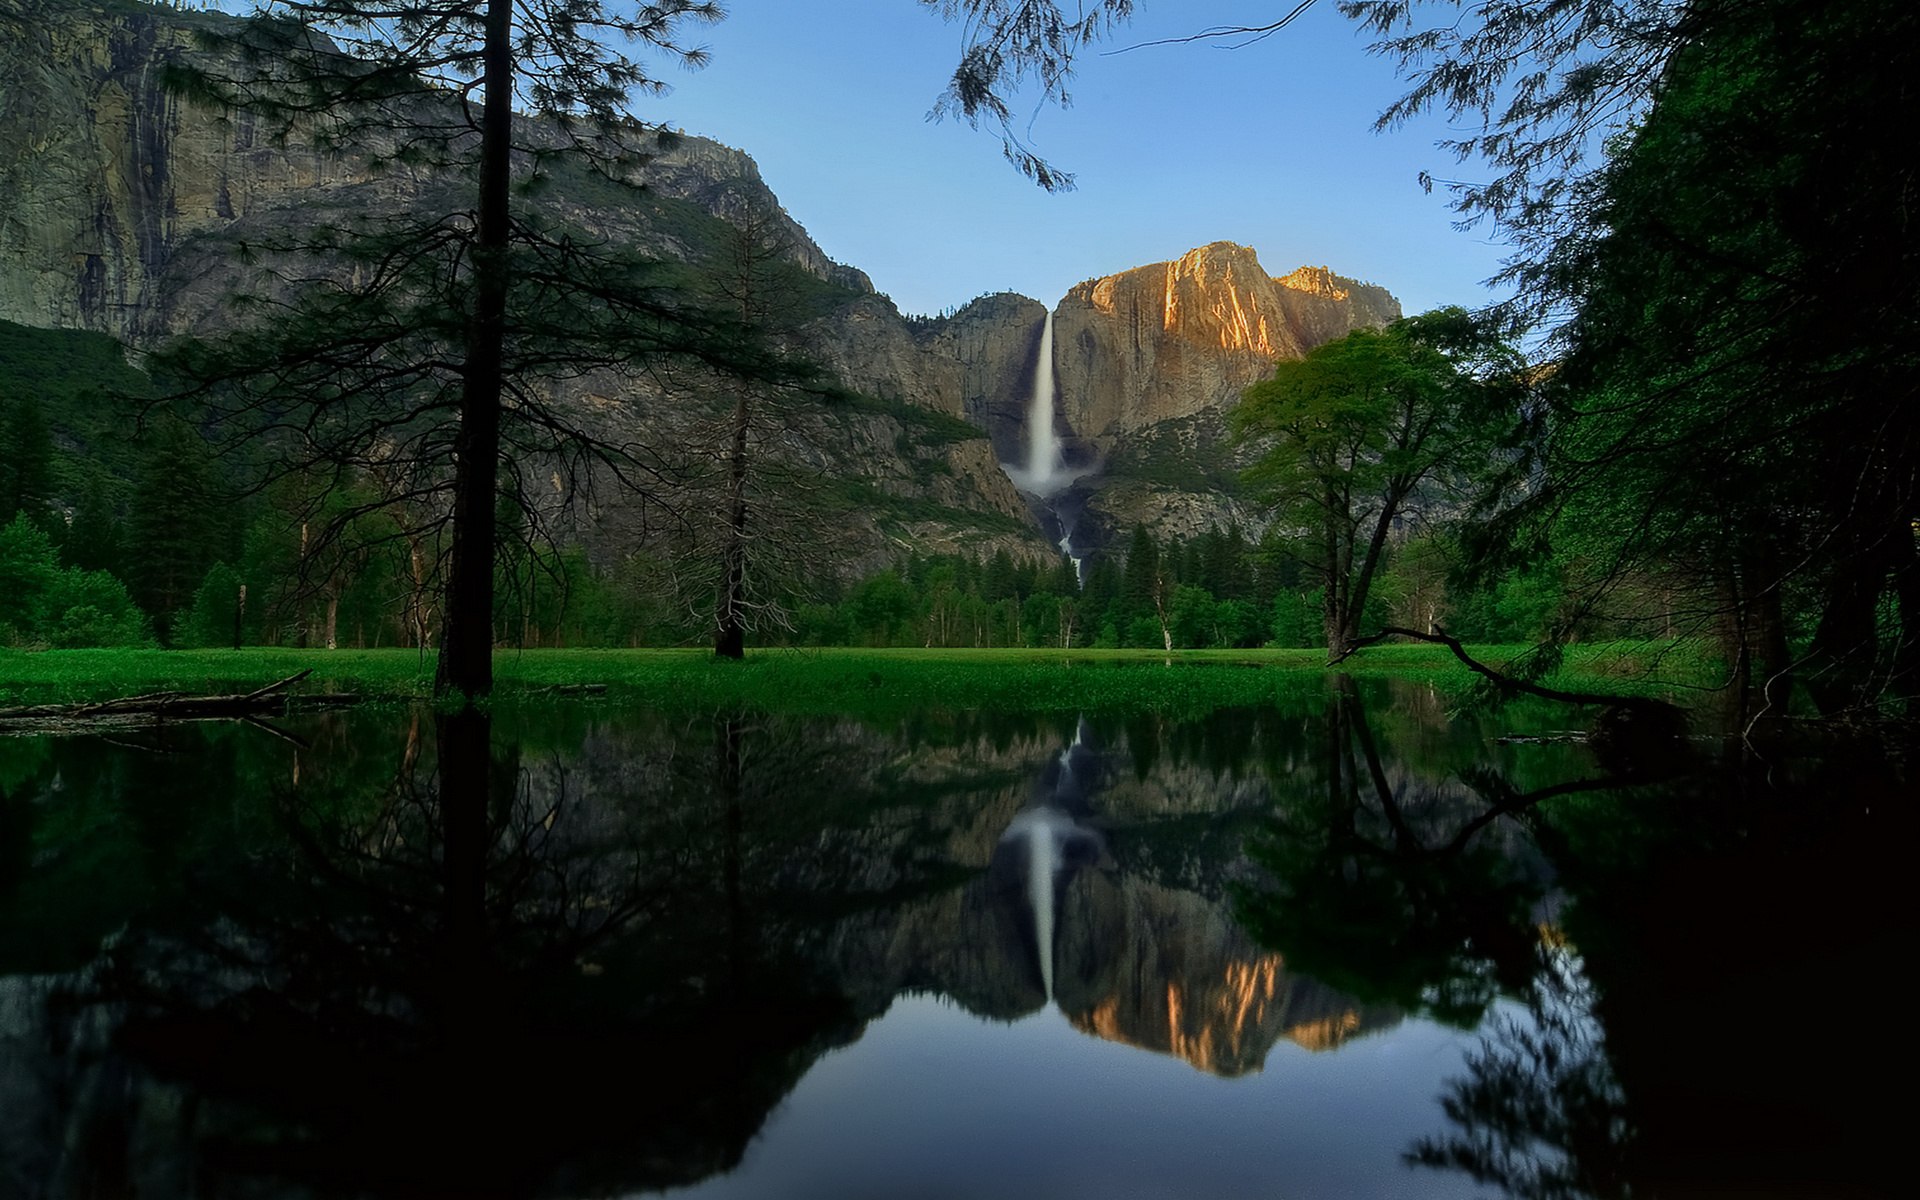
[128,419,217,644]
[1123,527,1159,606]
[983,550,1019,603]
[63,478,123,576]
[161,0,769,698]
[0,395,57,528]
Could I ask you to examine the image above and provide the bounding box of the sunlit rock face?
[1033,242,1399,549]
[1053,242,1401,440]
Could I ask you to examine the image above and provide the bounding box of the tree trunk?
[715,393,750,659]
[436,0,512,700]
[1321,490,1344,655]
[407,535,433,649]
[1341,489,1404,657]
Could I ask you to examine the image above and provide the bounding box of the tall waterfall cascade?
[1027,312,1060,489]
[1002,312,1079,498]
[1000,311,1090,579]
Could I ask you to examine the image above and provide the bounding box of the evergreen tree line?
[0,373,1592,657]
[0,342,1639,656]
[789,523,1574,652]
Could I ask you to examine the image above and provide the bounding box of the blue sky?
[643,0,1513,317]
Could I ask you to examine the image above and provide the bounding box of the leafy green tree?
[1210,597,1260,648]
[1499,0,1920,710]
[1234,309,1521,657]
[0,515,59,642]
[1163,584,1209,649]
[1269,589,1315,649]
[1374,535,1449,634]
[0,514,150,648]
[182,562,247,650]
[848,570,914,646]
[45,569,152,649]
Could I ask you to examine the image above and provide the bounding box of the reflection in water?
[996,721,1102,1002]
[982,716,1397,1075]
[1408,953,1633,1200]
[0,680,1905,1199]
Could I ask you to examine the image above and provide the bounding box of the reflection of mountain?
[821,720,1400,1076]
[1055,874,1399,1075]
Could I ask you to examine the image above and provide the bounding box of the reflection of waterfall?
[997,723,1094,1002]
[1007,807,1069,999]
[975,719,1396,1071]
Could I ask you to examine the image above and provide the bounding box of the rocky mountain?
[1048,244,1400,549]
[0,0,1403,571]
[1056,243,1401,441]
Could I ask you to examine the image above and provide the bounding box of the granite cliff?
[1043,244,1400,550]
[1056,242,1401,440]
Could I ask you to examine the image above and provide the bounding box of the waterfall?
[1028,311,1059,487]
[1004,311,1080,498]
[999,310,1088,581]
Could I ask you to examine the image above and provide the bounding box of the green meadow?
[0,642,1705,718]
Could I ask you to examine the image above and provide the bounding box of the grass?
[0,641,1711,718]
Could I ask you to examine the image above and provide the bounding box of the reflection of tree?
[1235,677,1557,1025]
[80,709,859,1198]
[1408,957,1633,1200]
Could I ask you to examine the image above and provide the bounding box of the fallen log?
[0,670,360,736]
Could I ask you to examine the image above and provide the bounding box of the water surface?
[0,677,1903,1199]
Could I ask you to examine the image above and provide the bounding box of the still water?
[0,677,1904,1199]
